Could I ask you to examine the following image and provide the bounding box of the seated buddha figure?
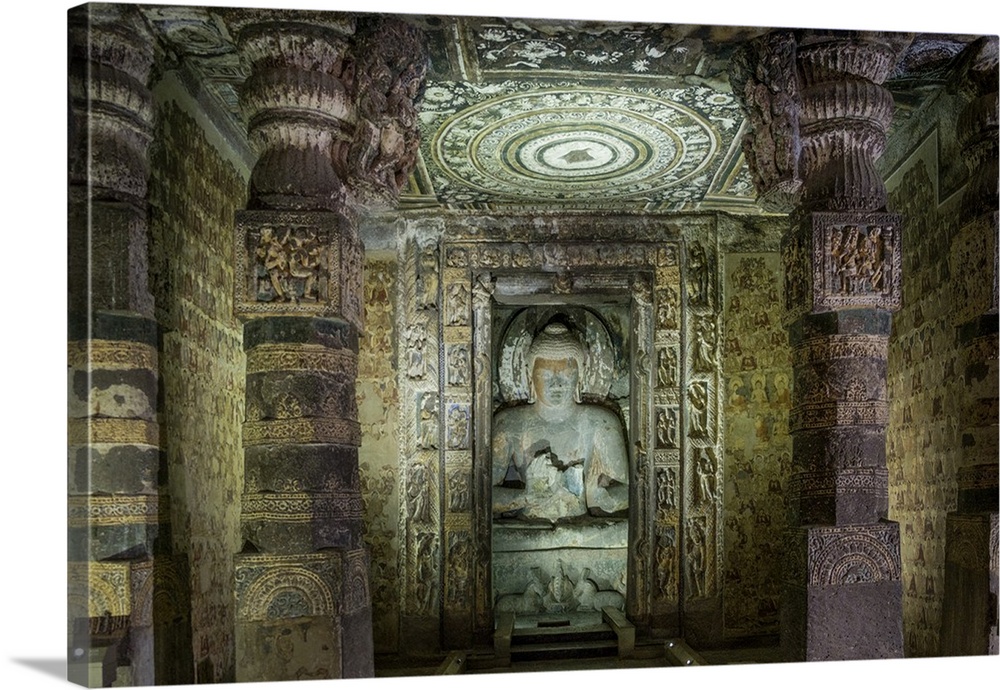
[492,320,629,521]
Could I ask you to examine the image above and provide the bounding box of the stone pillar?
[732,31,910,660]
[67,5,165,686]
[226,10,426,681]
[940,37,999,657]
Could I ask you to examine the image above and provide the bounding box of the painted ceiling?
[140,6,978,214]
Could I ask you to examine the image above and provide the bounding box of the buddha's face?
[531,357,579,407]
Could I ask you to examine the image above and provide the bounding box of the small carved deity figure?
[414,533,436,613]
[447,345,470,387]
[448,469,470,512]
[688,382,709,437]
[693,318,716,372]
[686,520,707,599]
[415,248,439,309]
[492,319,629,521]
[657,348,677,388]
[657,467,677,512]
[695,448,716,505]
[656,528,677,596]
[256,227,290,300]
[656,287,679,330]
[406,463,430,523]
[417,394,438,450]
[687,242,710,306]
[447,405,470,450]
[446,283,469,326]
[402,322,427,380]
[833,226,862,294]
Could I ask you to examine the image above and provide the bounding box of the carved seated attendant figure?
[492,321,629,521]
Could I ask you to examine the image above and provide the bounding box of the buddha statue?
[492,320,629,521]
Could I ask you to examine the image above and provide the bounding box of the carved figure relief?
[254,227,328,303]
[693,317,717,372]
[695,448,717,505]
[655,527,677,597]
[447,531,472,607]
[446,282,470,326]
[686,517,708,599]
[447,404,470,450]
[656,287,680,330]
[447,344,470,387]
[830,225,886,294]
[402,321,428,380]
[406,463,430,523]
[657,467,677,512]
[417,393,439,450]
[655,407,678,449]
[492,319,629,521]
[687,241,712,306]
[413,533,438,614]
[688,381,710,438]
[657,347,678,388]
[415,248,439,309]
[495,563,625,614]
[448,469,470,512]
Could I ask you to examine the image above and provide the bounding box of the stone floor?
[374,641,783,677]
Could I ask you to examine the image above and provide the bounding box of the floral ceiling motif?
[420,82,750,208]
[137,7,975,214]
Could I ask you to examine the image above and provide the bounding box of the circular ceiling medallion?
[431,88,719,202]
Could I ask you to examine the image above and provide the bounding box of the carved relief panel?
[392,215,722,647]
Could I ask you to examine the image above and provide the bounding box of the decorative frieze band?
[245,342,357,375]
[242,418,362,446]
[241,492,364,522]
[68,418,160,446]
[68,495,166,528]
[792,334,888,366]
[68,340,158,371]
[789,400,889,431]
[789,468,889,498]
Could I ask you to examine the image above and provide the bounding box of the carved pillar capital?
[731,31,910,214]
[227,11,356,213]
[68,5,155,204]
[228,12,428,213]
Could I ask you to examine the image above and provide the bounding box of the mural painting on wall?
[357,259,403,652]
[722,253,791,636]
[886,161,963,657]
[492,307,632,615]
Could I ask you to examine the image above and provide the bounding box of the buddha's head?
[526,321,586,406]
